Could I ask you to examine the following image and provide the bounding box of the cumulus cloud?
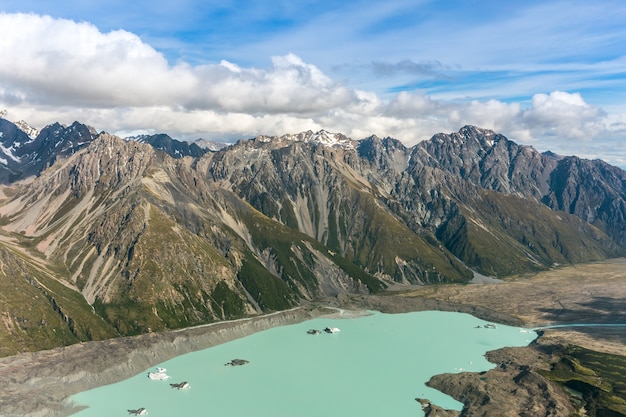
[376,90,609,148]
[0,13,354,113]
[522,91,606,139]
[0,14,194,109]
[0,13,623,167]
[190,54,358,114]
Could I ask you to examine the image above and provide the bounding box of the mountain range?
[0,116,624,356]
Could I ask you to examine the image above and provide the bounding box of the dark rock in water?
[225,358,249,366]
[170,381,190,390]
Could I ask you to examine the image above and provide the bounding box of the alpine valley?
[0,116,625,357]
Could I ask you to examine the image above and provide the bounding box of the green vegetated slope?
[539,345,626,416]
[0,244,117,357]
[332,189,471,284]
[93,204,248,335]
[438,189,620,277]
[225,191,386,298]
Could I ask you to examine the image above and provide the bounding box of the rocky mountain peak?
[542,150,563,161]
[192,138,230,151]
[436,125,504,150]
[0,111,37,139]
[0,119,100,182]
[0,117,31,147]
[357,134,410,172]
[255,129,357,150]
[411,126,556,199]
[413,125,501,171]
[14,120,39,139]
[86,132,158,173]
[127,133,210,158]
[19,132,157,199]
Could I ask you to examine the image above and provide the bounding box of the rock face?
[0,119,97,183]
[542,156,626,246]
[0,122,625,355]
[130,133,211,158]
[416,398,460,417]
[411,126,556,200]
[426,345,575,417]
[408,126,626,248]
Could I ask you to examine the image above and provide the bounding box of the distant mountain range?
[0,118,229,183]
[0,116,624,355]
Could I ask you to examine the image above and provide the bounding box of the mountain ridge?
[0,118,624,355]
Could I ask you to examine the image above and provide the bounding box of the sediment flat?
[2,259,626,417]
[378,257,626,355]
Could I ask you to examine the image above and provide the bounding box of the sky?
[1,1,626,167]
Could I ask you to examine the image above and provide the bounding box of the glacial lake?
[71,310,536,417]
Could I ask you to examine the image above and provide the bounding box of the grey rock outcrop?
[427,346,574,417]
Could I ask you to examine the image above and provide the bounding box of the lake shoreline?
[0,306,350,417]
[0,296,518,417]
[3,259,626,417]
[1,298,622,417]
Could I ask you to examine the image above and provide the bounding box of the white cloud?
[189,53,357,114]
[0,12,625,168]
[521,91,606,139]
[0,13,354,113]
[377,90,610,148]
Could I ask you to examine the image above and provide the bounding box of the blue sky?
[1,0,626,167]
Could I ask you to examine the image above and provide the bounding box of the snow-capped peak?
[311,130,355,149]
[15,120,39,140]
[256,130,356,149]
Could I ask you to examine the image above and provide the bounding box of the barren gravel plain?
[392,258,626,355]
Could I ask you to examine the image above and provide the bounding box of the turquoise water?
[71,311,535,417]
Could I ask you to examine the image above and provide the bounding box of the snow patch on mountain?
[256,129,356,149]
[15,120,40,140]
[0,142,21,163]
[192,138,230,151]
